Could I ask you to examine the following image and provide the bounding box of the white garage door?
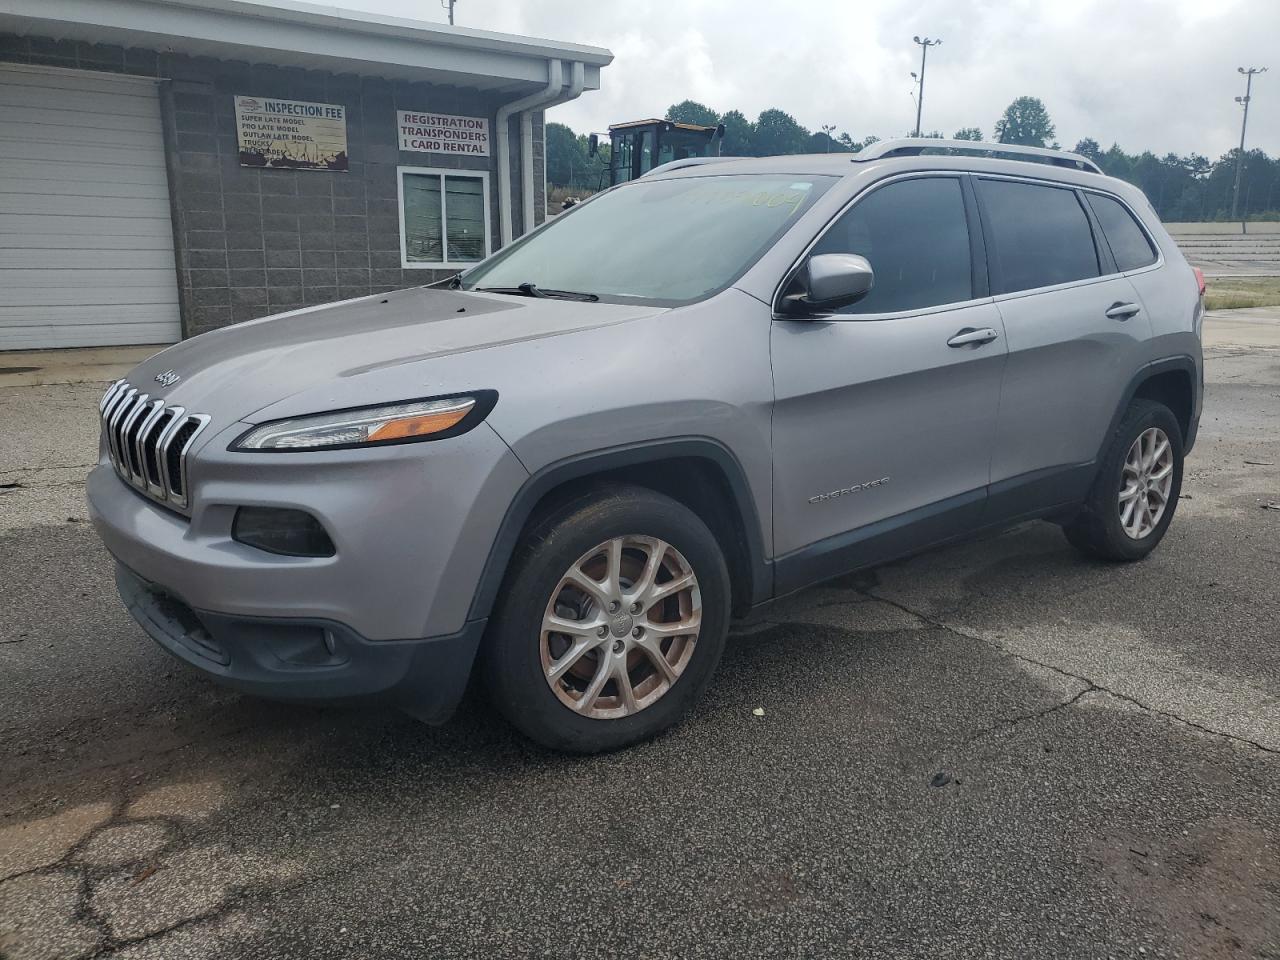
[0,64,181,350]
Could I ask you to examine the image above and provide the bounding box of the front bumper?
[115,564,484,721]
[85,420,528,641]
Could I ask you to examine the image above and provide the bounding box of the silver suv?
[89,139,1204,753]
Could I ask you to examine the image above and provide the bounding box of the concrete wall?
[0,34,545,338]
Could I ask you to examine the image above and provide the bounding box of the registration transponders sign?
[398,111,490,157]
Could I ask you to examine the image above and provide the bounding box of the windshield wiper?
[477,282,598,302]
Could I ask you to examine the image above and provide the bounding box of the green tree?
[808,130,850,153]
[994,96,1056,147]
[718,109,754,156]
[953,127,983,141]
[545,121,586,187]
[837,132,856,150]
[752,108,810,156]
[1101,143,1133,181]
[1072,138,1103,164]
[665,100,719,126]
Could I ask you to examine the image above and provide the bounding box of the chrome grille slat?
[98,381,209,510]
[107,388,138,471]
[133,401,168,495]
[99,379,125,414]
[153,406,187,501]
[120,393,151,481]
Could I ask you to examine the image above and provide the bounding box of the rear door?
[770,174,1007,590]
[976,176,1153,511]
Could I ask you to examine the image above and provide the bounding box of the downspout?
[522,60,585,235]
[496,58,562,247]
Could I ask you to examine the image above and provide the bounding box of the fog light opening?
[232,507,336,558]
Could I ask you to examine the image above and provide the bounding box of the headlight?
[231,392,495,451]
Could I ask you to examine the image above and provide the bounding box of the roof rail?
[642,156,739,177]
[852,138,1102,174]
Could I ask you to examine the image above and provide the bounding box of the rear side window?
[978,179,1099,294]
[812,176,972,314]
[1085,193,1158,272]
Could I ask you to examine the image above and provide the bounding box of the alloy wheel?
[1118,426,1174,539]
[540,536,702,719]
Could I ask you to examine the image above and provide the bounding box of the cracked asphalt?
[2,338,1279,959]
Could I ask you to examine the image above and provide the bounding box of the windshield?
[461,174,835,304]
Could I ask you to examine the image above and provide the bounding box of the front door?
[770,175,1007,592]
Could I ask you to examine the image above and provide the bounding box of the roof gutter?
[496,58,562,247]
[522,60,584,237]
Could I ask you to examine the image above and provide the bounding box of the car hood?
[122,287,665,424]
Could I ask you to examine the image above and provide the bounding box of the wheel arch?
[467,438,772,622]
[1102,356,1199,458]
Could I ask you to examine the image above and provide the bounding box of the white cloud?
[279,0,1278,157]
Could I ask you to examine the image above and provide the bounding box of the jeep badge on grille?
[155,370,181,387]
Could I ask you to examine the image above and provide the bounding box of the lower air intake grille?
[99,380,210,509]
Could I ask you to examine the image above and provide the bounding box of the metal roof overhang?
[0,0,611,92]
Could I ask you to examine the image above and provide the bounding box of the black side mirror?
[588,133,599,158]
[780,253,875,316]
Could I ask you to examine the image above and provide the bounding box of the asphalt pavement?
[1,323,1278,960]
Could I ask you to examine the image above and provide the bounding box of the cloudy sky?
[286,0,1276,158]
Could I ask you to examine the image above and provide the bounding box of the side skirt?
[770,462,1095,599]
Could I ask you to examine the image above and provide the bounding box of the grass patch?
[1204,276,1280,311]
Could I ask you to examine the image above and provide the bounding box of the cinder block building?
[0,0,611,349]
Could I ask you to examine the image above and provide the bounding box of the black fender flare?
[1097,355,1200,463]
[466,437,773,622]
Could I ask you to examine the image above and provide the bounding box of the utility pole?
[820,124,837,152]
[1231,66,1266,234]
[912,36,941,138]
[441,0,456,25]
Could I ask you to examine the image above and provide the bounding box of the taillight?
[1192,267,1206,298]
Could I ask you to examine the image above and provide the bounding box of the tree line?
[546,95,1280,222]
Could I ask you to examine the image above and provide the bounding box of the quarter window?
[1086,193,1158,272]
[978,179,1099,294]
[399,168,490,268]
[811,176,973,314]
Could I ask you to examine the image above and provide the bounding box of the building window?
[398,167,491,268]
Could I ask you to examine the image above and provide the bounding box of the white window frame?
[397,166,492,269]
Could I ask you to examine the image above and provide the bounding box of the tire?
[1062,399,1184,561]
[482,485,731,753]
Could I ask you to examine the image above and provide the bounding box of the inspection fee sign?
[235,96,348,171]
[398,111,490,156]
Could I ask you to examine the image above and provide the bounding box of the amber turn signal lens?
[367,403,473,441]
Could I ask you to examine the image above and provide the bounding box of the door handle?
[1105,301,1141,320]
[946,327,1000,348]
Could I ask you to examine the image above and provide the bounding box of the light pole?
[912,36,941,137]
[820,123,837,152]
[440,0,456,25]
[1231,66,1267,234]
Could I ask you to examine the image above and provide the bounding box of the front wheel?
[1062,398,1184,561]
[483,486,731,753]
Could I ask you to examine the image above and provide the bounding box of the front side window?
[462,174,834,304]
[978,178,1099,294]
[811,176,973,314]
[400,168,490,268]
[1086,193,1158,272]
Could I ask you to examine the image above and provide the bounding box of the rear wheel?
[483,486,730,753]
[1063,399,1183,561]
